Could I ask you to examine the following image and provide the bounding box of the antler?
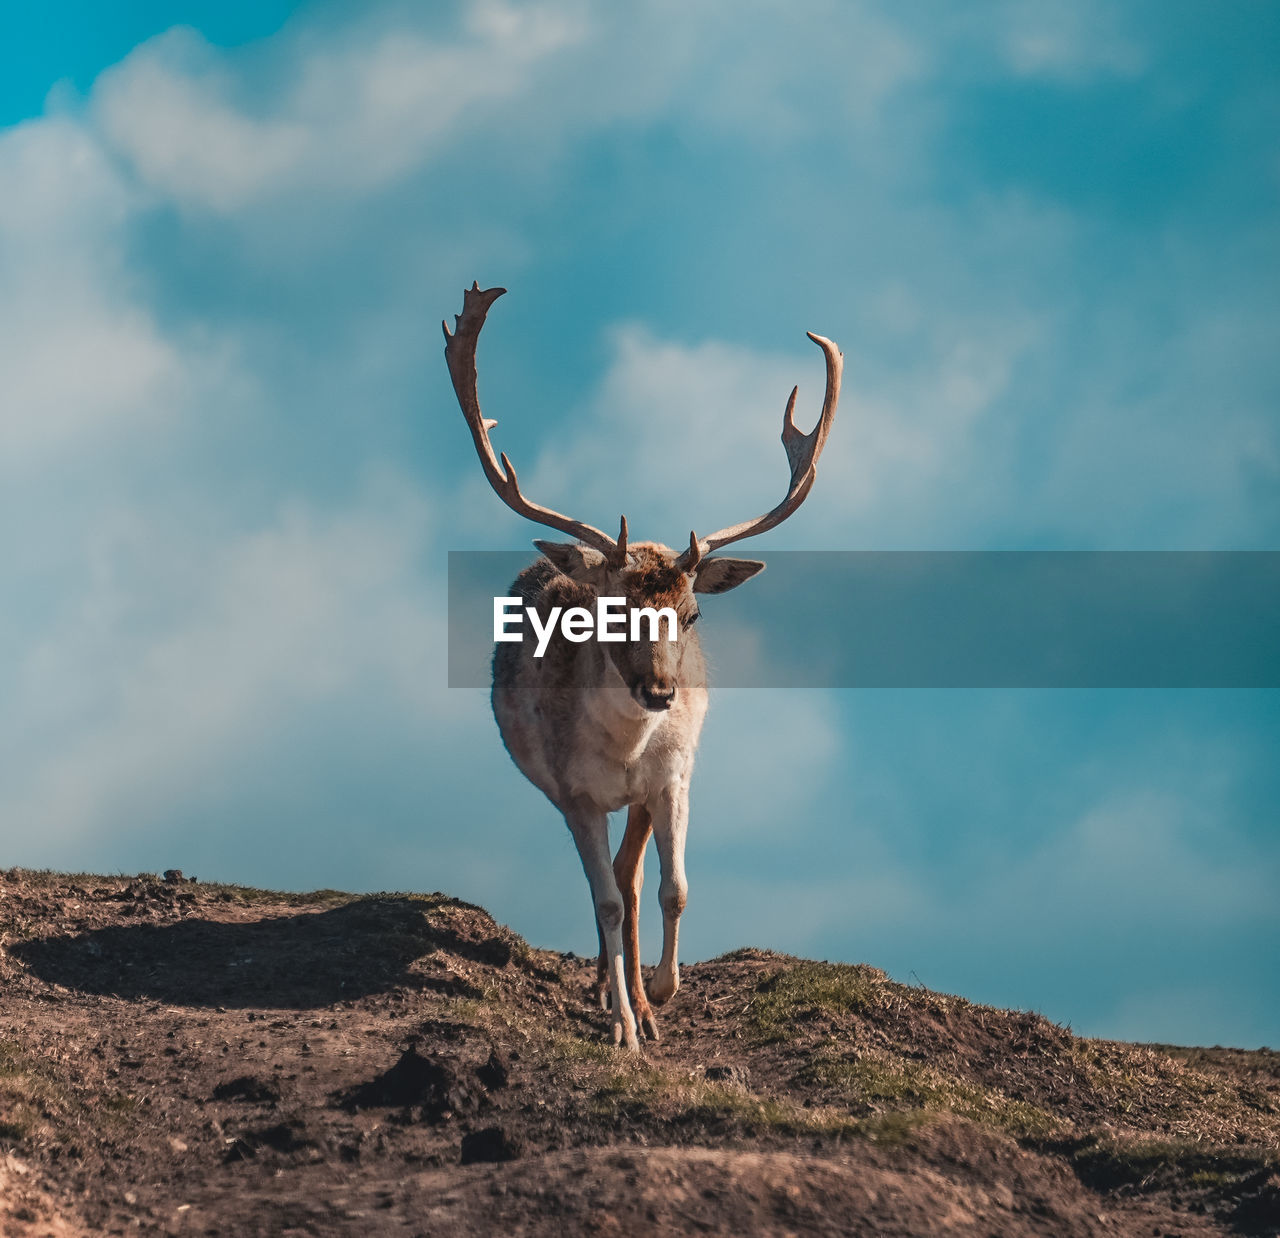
[676,331,842,570]
[443,283,626,562]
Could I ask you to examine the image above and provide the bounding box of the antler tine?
[613,514,630,567]
[676,331,842,570]
[682,529,702,573]
[443,283,621,558]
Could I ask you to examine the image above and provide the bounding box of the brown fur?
[490,540,759,1049]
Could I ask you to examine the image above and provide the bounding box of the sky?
[2,0,1277,1048]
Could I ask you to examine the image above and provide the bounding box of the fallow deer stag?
[443,284,842,1050]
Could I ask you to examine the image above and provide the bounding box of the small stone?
[705,1063,751,1088]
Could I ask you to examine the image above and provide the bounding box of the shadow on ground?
[12,895,513,1009]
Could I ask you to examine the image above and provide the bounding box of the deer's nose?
[640,684,677,712]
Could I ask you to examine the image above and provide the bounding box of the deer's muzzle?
[637,683,677,712]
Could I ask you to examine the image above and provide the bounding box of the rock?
[253,1122,310,1152]
[345,1046,478,1121]
[162,870,184,884]
[460,1125,521,1164]
[476,1047,510,1091]
[223,1120,313,1162]
[705,1063,751,1088]
[212,1075,282,1105]
[1233,1172,1280,1232]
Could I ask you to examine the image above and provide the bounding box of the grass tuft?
[745,962,892,1042]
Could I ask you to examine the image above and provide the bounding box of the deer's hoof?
[649,964,679,1006]
[631,996,660,1042]
[612,1018,640,1052]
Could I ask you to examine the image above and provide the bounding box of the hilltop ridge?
[1,869,1276,1236]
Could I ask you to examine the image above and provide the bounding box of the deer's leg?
[591,915,609,1011]
[592,806,653,1025]
[612,804,657,1041]
[647,780,689,1007]
[565,804,639,1051]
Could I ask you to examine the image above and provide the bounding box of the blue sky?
[2,1,1277,1047]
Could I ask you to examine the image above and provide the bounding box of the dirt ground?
[1,868,1276,1237]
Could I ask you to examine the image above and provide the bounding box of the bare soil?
[0,868,1276,1237]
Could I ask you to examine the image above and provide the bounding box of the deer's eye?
[686,610,700,627]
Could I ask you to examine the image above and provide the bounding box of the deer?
[443,283,842,1050]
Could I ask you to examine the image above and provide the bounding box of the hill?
[0,868,1276,1236]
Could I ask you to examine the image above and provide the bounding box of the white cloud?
[1008,790,1275,927]
[992,0,1145,81]
[3,472,452,847]
[0,118,184,460]
[523,327,818,547]
[84,1,934,218]
[881,780,1275,956]
[637,0,925,139]
[1032,273,1280,549]
[504,310,1033,554]
[92,3,586,211]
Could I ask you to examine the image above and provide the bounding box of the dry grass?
[797,1043,1061,1140]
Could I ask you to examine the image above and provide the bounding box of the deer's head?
[444,284,842,710]
[532,536,763,711]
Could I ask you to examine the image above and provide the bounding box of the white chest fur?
[563,668,702,812]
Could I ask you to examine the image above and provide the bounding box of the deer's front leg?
[565,803,639,1051]
[590,805,658,1040]
[613,804,658,1040]
[647,779,689,1007]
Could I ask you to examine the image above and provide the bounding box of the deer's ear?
[534,540,610,586]
[692,557,765,594]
